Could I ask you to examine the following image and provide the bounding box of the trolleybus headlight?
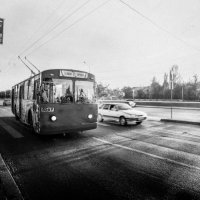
[88,114,93,119]
[50,115,57,122]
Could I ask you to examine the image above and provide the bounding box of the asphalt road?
[136,106,200,122]
[1,106,200,200]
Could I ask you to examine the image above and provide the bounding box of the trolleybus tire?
[28,111,40,134]
[119,116,127,126]
[33,122,40,134]
[15,107,19,120]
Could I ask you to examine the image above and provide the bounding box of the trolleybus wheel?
[33,122,40,134]
[29,112,40,134]
[15,107,19,120]
[119,116,127,126]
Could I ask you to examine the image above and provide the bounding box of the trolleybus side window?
[33,79,40,101]
[24,81,28,100]
[27,78,34,100]
[15,85,18,99]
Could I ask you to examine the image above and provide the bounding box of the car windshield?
[117,103,132,110]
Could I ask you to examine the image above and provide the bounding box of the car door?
[108,104,119,122]
[101,104,111,121]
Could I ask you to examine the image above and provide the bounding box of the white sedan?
[98,103,147,126]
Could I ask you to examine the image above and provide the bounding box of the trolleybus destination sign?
[60,70,88,78]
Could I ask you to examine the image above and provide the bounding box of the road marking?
[0,120,24,138]
[0,154,24,199]
[93,137,200,171]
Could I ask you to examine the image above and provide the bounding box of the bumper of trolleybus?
[39,103,98,135]
[39,122,97,134]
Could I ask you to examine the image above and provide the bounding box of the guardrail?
[135,100,200,108]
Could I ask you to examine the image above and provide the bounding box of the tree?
[122,86,133,99]
[112,88,124,99]
[150,77,162,99]
[96,83,108,98]
[136,89,147,99]
[162,73,170,99]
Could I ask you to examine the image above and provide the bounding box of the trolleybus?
[11,69,98,134]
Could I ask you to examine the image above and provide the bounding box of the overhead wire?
[20,0,92,57]
[26,0,111,57]
[18,0,67,56]
[119,0,200,53]
[3,0,68,75]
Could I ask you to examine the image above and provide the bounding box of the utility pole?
[169,67,174,119]
[182,85,184,101]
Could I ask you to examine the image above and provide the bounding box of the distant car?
[98,103,147,126]
[3,99,11,106]
[125,99,136,107]
[98,99,136,108]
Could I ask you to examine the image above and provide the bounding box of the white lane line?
[0,120,24,138]
[0,154,24,199]
[93,137,200,171]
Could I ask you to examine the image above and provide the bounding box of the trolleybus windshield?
[41,78,95,104]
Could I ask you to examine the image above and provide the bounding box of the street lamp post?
[182,84,184,101]
[169,67,175,119]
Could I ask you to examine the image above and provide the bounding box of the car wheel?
[136,121,142,125]
[119,116,127,126]
[98,114,104,122]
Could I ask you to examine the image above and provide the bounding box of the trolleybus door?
[11,88,14,113]
[19,84,24,118]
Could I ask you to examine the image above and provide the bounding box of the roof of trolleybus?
[12,69,95,87]
[41,69,95,81]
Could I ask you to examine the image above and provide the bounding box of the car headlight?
[50,115,57,121]
[88,114,93,119]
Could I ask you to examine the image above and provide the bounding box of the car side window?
[99,104,104,109]
[103,104,110,110]
[110,105,116,111]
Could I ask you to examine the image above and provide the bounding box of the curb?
[147,116,200,126]
[0,154,24,200]
[161,118,200,126]
[136,105,200,110]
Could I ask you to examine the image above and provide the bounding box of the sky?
[0,0,200,90]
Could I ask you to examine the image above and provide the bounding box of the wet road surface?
[0,106,200,200]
